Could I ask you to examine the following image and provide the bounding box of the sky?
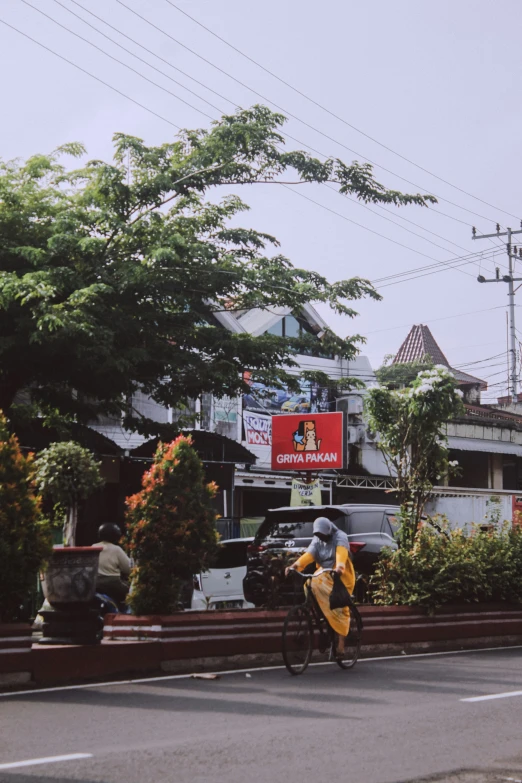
[1,0,521,401]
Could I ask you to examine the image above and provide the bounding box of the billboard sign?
[243,411,272,447]
[271,412,344,471]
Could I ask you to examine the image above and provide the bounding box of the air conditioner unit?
[336,395,364,416]
[347,396,364,415]
[347,425,366,443]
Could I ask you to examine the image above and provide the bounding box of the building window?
[267,318,284,337]
[266,315,332,358]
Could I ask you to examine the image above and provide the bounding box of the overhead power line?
[64,0,239,109]
[366,305,510,335]
[54,0,489,267]
[9,5,486,281]
[19,0,216,121]
[373,250,501,286]
[62,0,508,271]
[0,17,181,130]
[165,0,519,222]
[5,6,504,291]
[115,0,514,227]
[453,352,505,368]
[285,186,501,281]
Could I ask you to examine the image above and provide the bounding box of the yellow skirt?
[308,570,354,637]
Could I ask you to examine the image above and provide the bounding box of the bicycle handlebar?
[287,567,336,579]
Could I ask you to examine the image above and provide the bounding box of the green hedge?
[371,521,522,612]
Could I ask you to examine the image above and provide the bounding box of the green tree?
[376,355,434,389]
[0,411,52,622]
[125,435,219,614]
[0,106,435,435]
[366,366,464,548]
[34,441,104,546]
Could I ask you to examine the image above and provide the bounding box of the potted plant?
[34,442,105,643]
[126,434,219,615]
[0,412,52,664]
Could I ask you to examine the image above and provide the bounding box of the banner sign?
[290,478,322,506]
[243,411,272,447]
[271,412,344,471]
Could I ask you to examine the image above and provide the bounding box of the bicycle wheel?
[333,614,362,670]
[282,606,313,675]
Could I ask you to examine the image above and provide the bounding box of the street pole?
[473,223,522,400]
[507,227,518,397]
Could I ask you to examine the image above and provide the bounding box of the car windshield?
[264,515,346,539]
[288,395,305,403]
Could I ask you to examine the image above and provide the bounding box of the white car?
[192,538,255,611]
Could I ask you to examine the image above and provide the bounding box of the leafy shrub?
[34,441,104,545]
[371,518,522,611]
[0,412,52,622]
[125,435,219,615]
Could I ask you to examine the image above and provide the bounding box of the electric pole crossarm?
[472,224,522,240]
[472,230,522,240]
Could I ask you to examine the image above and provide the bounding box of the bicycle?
[281,569,362,676]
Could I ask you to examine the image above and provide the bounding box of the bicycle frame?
[291,569,337,649]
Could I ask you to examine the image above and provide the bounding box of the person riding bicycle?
[285,516,355,658]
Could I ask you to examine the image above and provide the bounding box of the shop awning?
[16,420,122,456]
[130,429,256,464]
[448,436,522,457]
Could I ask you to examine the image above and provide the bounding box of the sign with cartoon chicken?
[271,412,344,471]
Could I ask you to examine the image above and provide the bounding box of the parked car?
[192,538,255,611]
[242,504,400,607]
[281,394,311,413]
[267,389,292,409]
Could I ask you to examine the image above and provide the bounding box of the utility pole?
[473,224,522,399]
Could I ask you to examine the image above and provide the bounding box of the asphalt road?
[1,648,522,783]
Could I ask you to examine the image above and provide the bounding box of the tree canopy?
[376,355,435,389]
[366,366,464,547]
[0,105,435,435]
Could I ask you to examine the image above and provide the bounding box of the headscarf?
[313,517,333,536]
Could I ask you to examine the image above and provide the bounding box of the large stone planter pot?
[42,546,102,610]
[39,546,103,646]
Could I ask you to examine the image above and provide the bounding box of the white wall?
[425,491,513,528]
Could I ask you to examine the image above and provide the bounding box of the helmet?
[98,523,122,544]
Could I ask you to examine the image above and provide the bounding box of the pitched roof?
[393,324,450,366]
[452,369,487,388]
[393,324,486,389]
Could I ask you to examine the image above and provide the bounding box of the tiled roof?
[393,324,486,388]
[393,324,450,366]
[452,368,488,389]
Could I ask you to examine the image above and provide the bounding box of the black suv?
[242,504,400,607]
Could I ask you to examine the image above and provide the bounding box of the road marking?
[1,643,522,699]
[0,753,92,770]
[461,689,522,703]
